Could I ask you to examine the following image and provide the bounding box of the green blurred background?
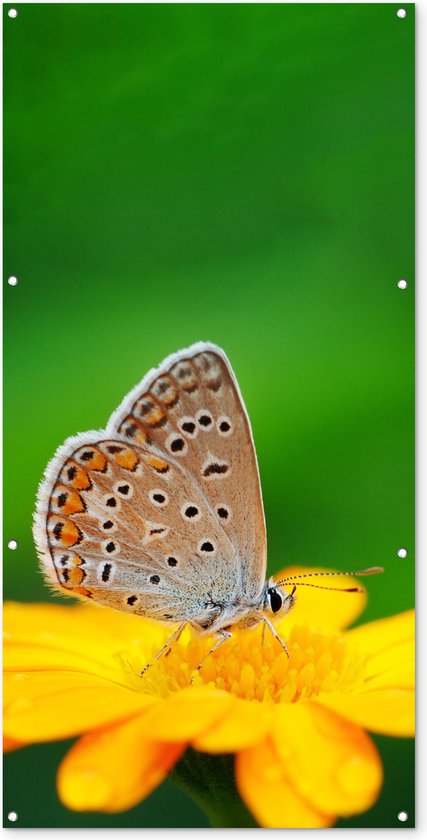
[3,2,414,828]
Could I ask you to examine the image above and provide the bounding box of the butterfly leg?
[261,617,290,657]
[140,622,187,676]
[261,621,267,646]
[191,629,232,682]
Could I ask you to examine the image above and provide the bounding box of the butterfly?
[33,342,382,674]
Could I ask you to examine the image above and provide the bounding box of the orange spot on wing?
[73,586,92,598]
[147,455,170,473]
[63,461,91,490]
[55,487,86,515]
[145,404,167,427]
[67,567,86,586]
[120,416,148,445]
[49,517,83,548]
[70,554,85,567]
[113,448,139,471]
[85,450,107,472]
[60,521,82,547]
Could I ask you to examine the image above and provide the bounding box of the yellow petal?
[3,602,163,685]
[274,566,367,634]
[138,687,232,741]
[58,717,184,812]
[3,601,161,644]
[347,609,414,651]
[4,670,158,742]
[318,689,415,737]
[346,610,414,686]
[3,641,125,685]
[193,697,273,753]
[272,703,383,817]
[236,737,333,828]
[317,610,416,736]
[361,641,414,691]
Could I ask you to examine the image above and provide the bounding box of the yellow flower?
[3,567,414,827]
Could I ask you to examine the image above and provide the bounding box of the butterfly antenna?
[275,567,383,594]
[284,581,364,593]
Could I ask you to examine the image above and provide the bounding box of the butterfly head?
[263,579,296,619]
[262,566,383,628]
[261,566,384,622]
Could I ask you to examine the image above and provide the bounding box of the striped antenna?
[275,567,383,594]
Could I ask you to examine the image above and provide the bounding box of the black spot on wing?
[203,463,229,477]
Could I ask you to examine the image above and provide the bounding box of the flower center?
[125,623,366,703]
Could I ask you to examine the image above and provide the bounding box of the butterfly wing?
[34,342,267,624]
[34,433,240,625]
[107,342,267,600]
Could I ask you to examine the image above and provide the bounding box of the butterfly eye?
[268,588,283,614]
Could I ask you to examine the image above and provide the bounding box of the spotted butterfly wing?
[108,342,267,599]
[34,342,266,623]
